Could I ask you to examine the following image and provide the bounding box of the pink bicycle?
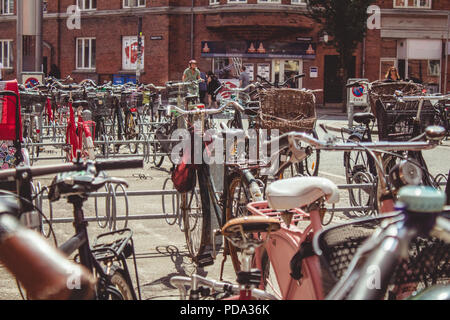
[247,125,445,300]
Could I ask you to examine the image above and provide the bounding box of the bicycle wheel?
[258,247,282,300]
[125,112,139,154]
[150,133,165,167]
[343,136,375,217]
[107,266,134,300]
[277,129,320,179]
[225,174,252,273]
[182,167,211,261]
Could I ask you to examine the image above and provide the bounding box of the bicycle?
[170,215,281,300]
[0,157,144,300]
[315,185,450,300]
[0,213,96,300]
[246,125,445,300]
[168,102,266,272]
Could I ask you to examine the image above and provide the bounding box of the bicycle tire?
[182,167,211,261]
[258,247,282,300]
[225,174,252,273]
[107,266,135,300]
[277,129,320,179]
[150,134,165,168]
[126,112,139,154]
[343,136,374,217]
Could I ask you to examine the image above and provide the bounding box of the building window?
[76,38,96,70]
[0,40,13,69]
[77,0,97,11]
[0,0,14,15]
[393,0,431,8]
[227,0,247,3]
[123,0,146,8]
[291,0,307,4]
[209,0,219,5]
[257,0,281,3]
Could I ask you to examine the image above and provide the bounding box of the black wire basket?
[315,213,450,299]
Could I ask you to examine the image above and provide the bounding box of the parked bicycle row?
[1,76,449,300]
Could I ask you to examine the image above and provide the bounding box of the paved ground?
[0,108,449,300]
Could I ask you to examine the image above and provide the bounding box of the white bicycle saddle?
[267,176,340,211]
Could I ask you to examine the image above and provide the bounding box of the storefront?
[396,39,443,93]
[201,40,316,88]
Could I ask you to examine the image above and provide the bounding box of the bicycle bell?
[389,160,423,191]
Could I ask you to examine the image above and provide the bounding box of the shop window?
[213,58,239,79]
[257,0,281,3]
[393,0,431,9]
[209,0,219,4]
[291,0,307,4]
[227,0,247,4]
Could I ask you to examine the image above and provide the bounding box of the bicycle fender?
[290,241,315,281]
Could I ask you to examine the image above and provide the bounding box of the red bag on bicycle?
[171,142,196,193]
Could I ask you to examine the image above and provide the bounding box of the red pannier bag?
[171,141,196,193]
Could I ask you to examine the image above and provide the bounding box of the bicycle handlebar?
[0,158,144,181]
[167,100,245,116]
[0,214,96,300]
[264,127,443,153]
[142,83,166,92]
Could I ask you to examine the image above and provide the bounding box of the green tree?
[306,0,375,109]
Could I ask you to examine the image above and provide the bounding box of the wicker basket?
[256,88,317,134]
[368,81,424,117]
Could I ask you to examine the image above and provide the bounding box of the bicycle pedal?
[196,253,215,268]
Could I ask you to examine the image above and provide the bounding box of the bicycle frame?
[59,194,140,300]
[248,201,325,300]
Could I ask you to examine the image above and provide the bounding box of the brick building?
[0,0,448,106]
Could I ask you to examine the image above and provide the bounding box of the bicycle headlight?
[389,160,423,190]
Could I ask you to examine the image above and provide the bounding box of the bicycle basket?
[368,81,424,117]
[375,98,435,141]
[256,88,317,134]
[19,91,47,115]
[315,213,450,299]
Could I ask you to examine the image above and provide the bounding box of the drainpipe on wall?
[445,13,449,93]
[190,0,194,60]
[362,36,366,78]
[16,0,23,80]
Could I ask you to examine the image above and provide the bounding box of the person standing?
[207,71,221,108]
[182,59,203,97]
[239,66,250,90]
[384,66,401,82]
[199,71,207,104]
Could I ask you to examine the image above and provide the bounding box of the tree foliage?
[306,0,375,74]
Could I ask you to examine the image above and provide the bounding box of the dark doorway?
[43,56,48,76]
[324,55,356,103]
